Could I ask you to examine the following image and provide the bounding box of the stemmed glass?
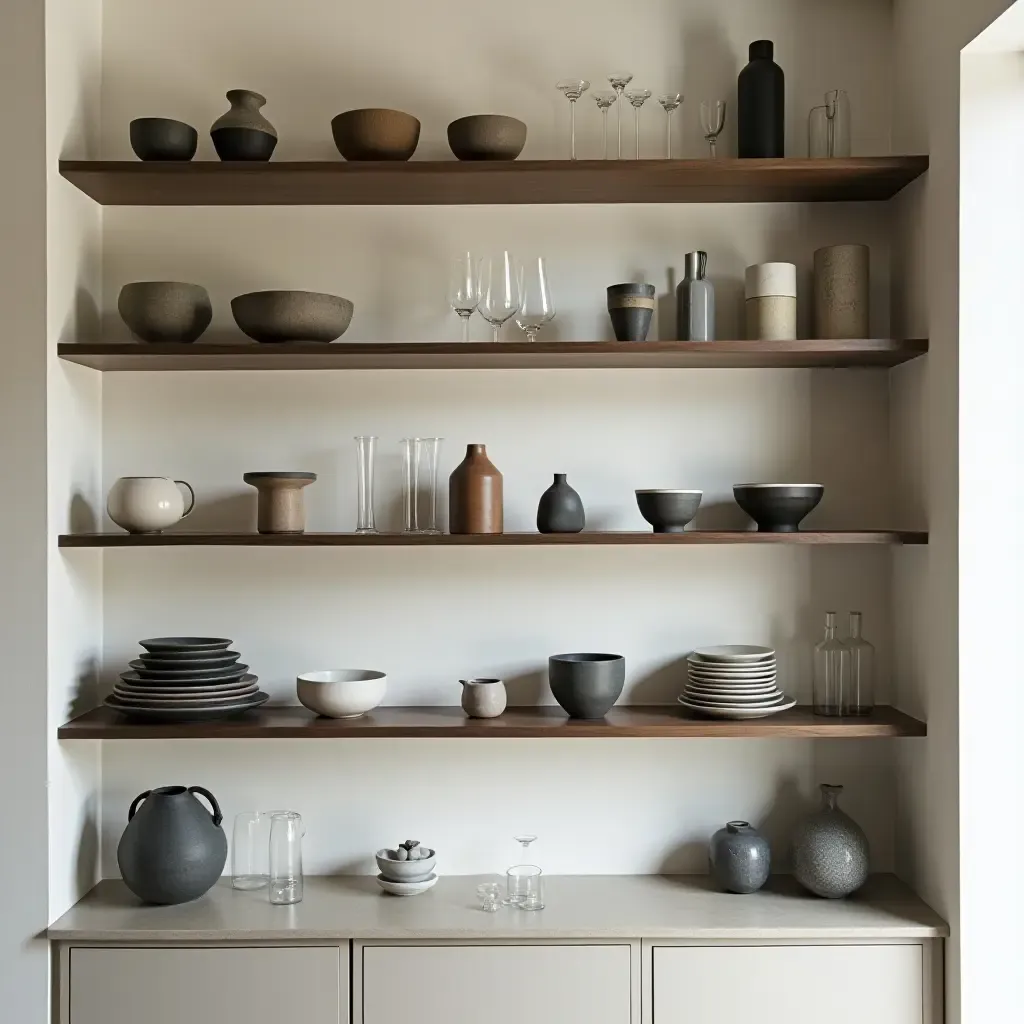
[592,91,618,159]
[448,252,480,343]
[515,258,555,343]
[658,93,683,158]
[625,88,651,159]
[608,72,633,158]
[700,100,727,158]
[478,251,519,342]
[504,834,544,910]
[556,79,590,160]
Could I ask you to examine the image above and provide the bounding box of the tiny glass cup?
[477,882,503,912]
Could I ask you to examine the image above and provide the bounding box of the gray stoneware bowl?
[548,653,625,719]
[635,489,703,533]
[376,848,437,882]
[231,290,354,344]
[331,108,421,161]
[733,483,824,533]
[447,115,527,160]
[118,282,213,344]
[129,118,198,161]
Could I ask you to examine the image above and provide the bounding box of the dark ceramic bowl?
[548,653,625,719]
[231,291,354,343]
[607,283,656,342]
[118,282,213,344]
[211,127,277,161]
[331,109,421,161]
[635,489,703,533]
[130,118,198,161]
[733,483,824,532]
[447,115,527,160]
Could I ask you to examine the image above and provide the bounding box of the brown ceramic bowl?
[231,290,354,344]
[331,108,420,161]
[447,114,527,160]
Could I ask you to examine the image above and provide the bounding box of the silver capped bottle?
[676,251,715,341]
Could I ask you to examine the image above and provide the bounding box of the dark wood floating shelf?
[58,157,929,206]
[58,704,926,740]
[58,531,928,548]
[57,338,929,372]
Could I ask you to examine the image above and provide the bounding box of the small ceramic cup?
[607,283,656,342]
[460,678,507,718]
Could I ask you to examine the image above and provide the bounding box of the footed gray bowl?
[733,483,824,533]
[549,653,625,719]
[636,489,702,533]
[118,282,212,344]
[231,290,354,344]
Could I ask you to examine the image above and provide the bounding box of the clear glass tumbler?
[477,882,503,912]
[354,435,378,534]
[232,811,270,890]
[401,437,443,534]
[506,865,544,910]
[269,810,304,905]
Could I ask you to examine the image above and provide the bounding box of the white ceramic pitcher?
[106,476,195,534]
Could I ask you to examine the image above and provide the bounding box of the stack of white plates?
[678,645,796,720]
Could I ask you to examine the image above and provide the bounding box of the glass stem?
[710,137,717,159]
[491,323,500,343]
[527,330,537,343]
[461,314,469,343]
[602,109,608,159]
[616,95,623,158]
[570,100,576,160]
[634,108,640,159]
[666,113,672,159]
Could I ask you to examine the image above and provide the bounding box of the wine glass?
[592,91,618,159]
[515,258,555,343]
[700,100,727,158]
[478,251,519,343]
[556,79,590,160]
[624,88,651,159]
[658,93,683,158]
[608,71,634,158]
[448,252,480,343]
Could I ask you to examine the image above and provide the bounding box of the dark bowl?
[118,282,212,344]
[331,109,420,161]
[211,127,277,161]
[231,290,354,343]
[447,115,527,160]
[733,484,824,532]
[548,653,625,719]
[635,490,703,533]
[129,118,198,161]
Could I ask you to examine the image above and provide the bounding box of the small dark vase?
[709,820,771,894]
[607,283,655,342]
[117,785,227,905]
[738,40,785,158]
[210,90,278,161]
[449,444,503,534]
[537,474,585,533]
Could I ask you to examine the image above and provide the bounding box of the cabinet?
[68,947,344,1024]
[650,944,925,1024]
[359,943,634,1024]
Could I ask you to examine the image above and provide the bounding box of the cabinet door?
[362,944,632,1024]
[653,945,922,1024]
[70,947,343,1024]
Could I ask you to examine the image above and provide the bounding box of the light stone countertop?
[48,874,947,942]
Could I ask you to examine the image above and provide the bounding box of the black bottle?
[737,40,784,158]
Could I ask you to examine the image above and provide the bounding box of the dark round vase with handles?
[117,785,227,905]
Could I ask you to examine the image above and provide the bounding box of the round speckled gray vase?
[709,820,771,894]
[117,786,227,905]
[792,783,869,898]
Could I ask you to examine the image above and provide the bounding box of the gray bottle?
[676,251,715,341]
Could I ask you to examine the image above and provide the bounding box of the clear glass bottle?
[845,611,875,715]
[813,611,849,716]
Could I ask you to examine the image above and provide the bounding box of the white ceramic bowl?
[296,669,387,718]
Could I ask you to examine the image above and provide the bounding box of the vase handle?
[187,785,223,826]
[127,790,151,822]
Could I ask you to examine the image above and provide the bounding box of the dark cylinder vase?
[116,785,227,905]
[537,473,585,533]
[738,40,784,158]
[607,283,655,342]
[709,820,771,894]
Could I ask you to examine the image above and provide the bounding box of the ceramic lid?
[745,262,797,299]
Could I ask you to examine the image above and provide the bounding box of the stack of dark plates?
[104,637,268,722]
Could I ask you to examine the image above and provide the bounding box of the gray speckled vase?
[211,90,278,161]
[792,783,869,898]
[709,820,771,894]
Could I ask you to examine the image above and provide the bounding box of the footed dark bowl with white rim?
[635,490,702,533]
[733,483,824,533]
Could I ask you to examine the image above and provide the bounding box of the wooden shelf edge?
[58,531,929,547]
[56,338,930,372]
[57,704,926,739]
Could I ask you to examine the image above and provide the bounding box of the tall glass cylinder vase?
[401,437,443,534]
[354,436,378,534]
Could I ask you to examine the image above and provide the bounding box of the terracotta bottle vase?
[449,444,503,534]
[243,472,316,534]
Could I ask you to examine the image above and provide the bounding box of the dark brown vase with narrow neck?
[449,444,503,534]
